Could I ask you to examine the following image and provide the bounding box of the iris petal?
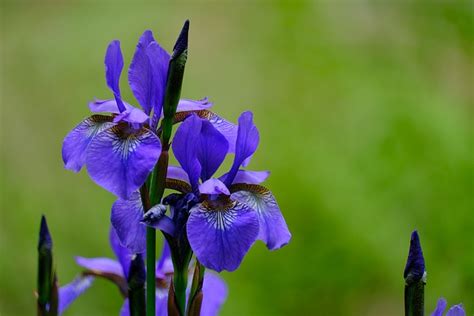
[187,200,259,272]
[58,276,94,315]
[172,115,202,190]
[231,185,291,250]
[156,240,173,279]
[128,30,157,115]
[446,304,465,316]
[110,227,132,278]
[201,272,228,316]
[176,98,213,112]
[88,99,133,114]
[225,111,259,186]
[105,40,126,112]
[62,115,115,172]
[75,257,124,278]
[198,120,229,181]
[86,124,161,199]
[147,41,171,129]
[220,170,270,185]
[113,107,149,124]
[111,192,147,253]
[199,178,230,195]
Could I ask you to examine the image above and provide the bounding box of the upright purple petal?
[176,98,213,112]
[105,40,126,112]
[75,257,124,277]
[110,227,133,278]
[62,115,115,172]
[187,200,259,272]
[128,30,156,114]
[205,112,238,154]
[447,305,465,316]
[220,170,270,185]
[198,120,229,181]
[172,115,202,190]
[232,186,291,250]
[147,41,171,129]
[431,298,447,316]
[111,192,147,253]
[58,276,94,315]
[225,111,259,186]
[199,178,230,196]
[88,99,133,114]
[86,125,161,199]
[201,273,228,316]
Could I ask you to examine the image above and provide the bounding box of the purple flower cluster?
[59,24,291,315]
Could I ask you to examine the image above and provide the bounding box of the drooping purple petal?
[404,230,425,282]
[110,227,132,278]
[147,41,171,129]
[86,125,161,199]
[446,305,465,316]
[75,257,124,277]
[201,273,228,316]
[156,240,173,279]
[105,40,126,112]
[187,200,259,272]
[167,165,190,183]
[172,115,202,190]
[113,107,149,124]
[62,115,115,172]
[199,178,230,196]
[232,186,291,250]
[111,192,147,253]
[88,99,134,114]
[58,276,94,315]
[176,98,213,112]
[198,120,229,181]
[128,30,156,114]
[220,170,270,185]
[224,111,259,186]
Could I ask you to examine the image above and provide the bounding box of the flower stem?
[404,280,424,316]
[145,227,156,316]
[174,265,189,315]
[187,260,205,316]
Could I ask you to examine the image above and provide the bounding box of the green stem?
[145,227,156,316]
[174,266,188,315]
[404,280,424,316]
[187,261,205,316]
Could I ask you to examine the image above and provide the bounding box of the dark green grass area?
[1,1,472,315]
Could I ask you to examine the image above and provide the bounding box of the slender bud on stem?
[404,230,426,316]
[37,215,55,316]
[128,254,146,316]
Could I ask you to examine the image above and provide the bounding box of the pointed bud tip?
[172,20,189,58]
[404,229,425,282]
[38,215,52,250]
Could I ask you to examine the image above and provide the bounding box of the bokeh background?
[1,1,472,315]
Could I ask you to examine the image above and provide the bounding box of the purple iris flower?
[431,298,465,316]
[150,111,291,272]
[73,228,227,315]
[62,30,213,200]
[404,230,426,282]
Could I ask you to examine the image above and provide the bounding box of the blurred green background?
[1,1,472,315]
